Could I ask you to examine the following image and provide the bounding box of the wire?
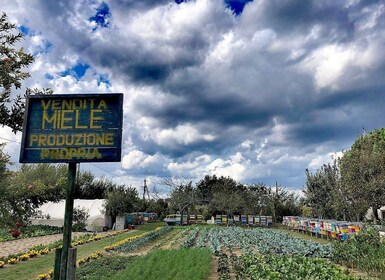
[0,136,21,144]
[87,163,144,182]
[0,137,148,187]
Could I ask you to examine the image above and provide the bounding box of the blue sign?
[20,93,123,163]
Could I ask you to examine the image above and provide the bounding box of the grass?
[109,248,212,280]
[0,222,164,280]
[275,226,331,244]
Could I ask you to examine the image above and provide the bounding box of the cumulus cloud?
[2,0,385,191]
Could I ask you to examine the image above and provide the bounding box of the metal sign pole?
[59,162,77,280]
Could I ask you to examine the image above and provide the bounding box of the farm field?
[0,223,381,279]
[0,222,162,280]
[75,225,376,280]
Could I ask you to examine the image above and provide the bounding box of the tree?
[144,198,169,220]
[104,185,140,228]
[196,175,246,215]
[174,183,196,222]
[339,129,385,223]
[304,163,338,219]
[72,206,90,231]
[11,163,67,203]
[0,12,52,132]
[265,182,290,223]
[0,143,15,227]
[74,171,115,199]
[243,183,270,215]
[210,189,244,216]
[4,163,67,226]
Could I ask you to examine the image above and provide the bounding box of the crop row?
[0,230,128,267]
[114,226,173,253]
[238,253,357,280]
[192,227,332,258]
[213,251,358,280]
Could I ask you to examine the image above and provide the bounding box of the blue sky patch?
[225,0,253,15]
[175,0,253,15]
[60,63,90,79]
[98,74,111,87]
[44,73,54,80]
[34,40,53,55]
[89,2,111,30]
[19,25,30,36]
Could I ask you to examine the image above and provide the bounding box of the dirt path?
[207,256,218,280]
[0,232,94,257]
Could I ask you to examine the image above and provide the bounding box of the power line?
[0,136,21,144]
[87,163,143,182]
[0,137,144,182]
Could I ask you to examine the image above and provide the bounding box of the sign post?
[20,93,123,279]
[60,162,76,279]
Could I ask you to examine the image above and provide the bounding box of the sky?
[1,0,385,195]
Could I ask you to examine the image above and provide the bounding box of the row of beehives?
[283,216,362,241]
[215,215,273,226]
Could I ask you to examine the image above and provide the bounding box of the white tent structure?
[31,199,112,231]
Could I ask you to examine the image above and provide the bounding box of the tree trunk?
[179,207,183,226]
[372,206,380,224]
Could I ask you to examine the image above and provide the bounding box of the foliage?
[196,175,246,216]
[197,175,241,203]
[112,248,212,280]
[304,163,339,219]
[194,176,300,222]
[240,253,358,280]
[104,185,140,218]
[0,144,14,227]
[74,172,115,199]
[217,253,230,280]
[115,226,173,253]
[0,225,62,242]
[76,255,134,280]
[1,164,67,227]
[143,198,168,220]
[72,206,90,231]
[0,229,128,264]
[332,226,385,275]
[211,188,245,216]
[339,129,385,223]
[162,177,205,224]
[202,226,332,258]
[0,12,52,132]
[307,128,385,223]
[180,226,200,248]
[265,183,300,223]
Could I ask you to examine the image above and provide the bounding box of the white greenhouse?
[31,199,112,232]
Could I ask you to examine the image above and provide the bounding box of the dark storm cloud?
[110,0,172,10]
[247,1,355,39]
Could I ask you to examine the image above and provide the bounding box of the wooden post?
[67,248,77,280]
[60,162,77,280]
[53,248,62,280]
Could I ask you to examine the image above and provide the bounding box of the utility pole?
[143,179,150,201]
